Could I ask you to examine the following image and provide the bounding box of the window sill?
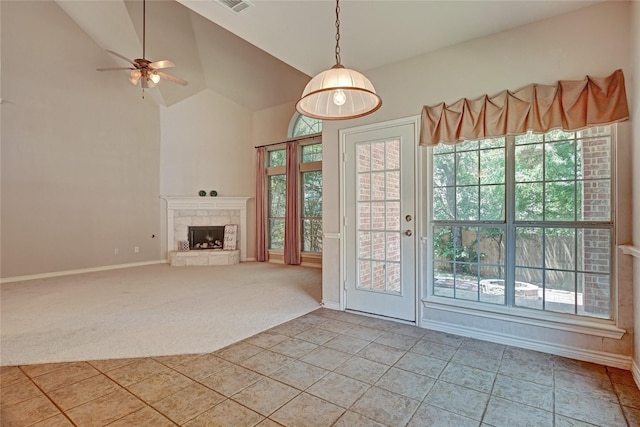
[421,297,626,340]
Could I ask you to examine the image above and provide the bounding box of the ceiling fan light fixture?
[295,0,381,120]
[150,73,161,84]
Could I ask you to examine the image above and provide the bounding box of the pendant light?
[295,0,382,120]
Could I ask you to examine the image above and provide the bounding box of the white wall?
[1,1,162,278]
[322,1,635,364]
[160,89,254,258]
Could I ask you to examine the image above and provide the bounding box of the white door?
[343,121,416,321]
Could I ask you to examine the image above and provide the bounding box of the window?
[267,149,286,249]
[265,114,322,257]
[301,144,322,252]
[430,126,614,320]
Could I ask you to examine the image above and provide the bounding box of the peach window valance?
[420,69,629,145]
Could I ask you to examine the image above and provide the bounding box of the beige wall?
[630,0,640,376]
[322,0,635,361]
[1,1,162,278]
[159,89,255,258]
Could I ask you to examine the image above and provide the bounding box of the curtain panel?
[284,142,301,265]
[255,147,268,262]
[420,69,629,145]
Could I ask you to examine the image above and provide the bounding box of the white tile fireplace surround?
[162,197,251,266]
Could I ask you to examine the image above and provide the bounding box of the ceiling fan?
[97,0,188,89]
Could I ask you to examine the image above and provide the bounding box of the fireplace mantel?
[162,197,251,262]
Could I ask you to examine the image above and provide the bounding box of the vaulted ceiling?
[55,0,602,109]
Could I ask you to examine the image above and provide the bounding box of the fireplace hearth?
[189,226,225,250]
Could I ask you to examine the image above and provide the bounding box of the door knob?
[405,215,412,222]
[404,230,412,236]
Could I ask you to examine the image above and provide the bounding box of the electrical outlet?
[114,248,119,255]
[134,246,139,253]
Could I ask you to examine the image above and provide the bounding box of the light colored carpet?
[0,262,322,366]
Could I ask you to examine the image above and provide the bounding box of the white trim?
[321,301,341,310]
[0,260,166,284]
[632,360,640,389]
[619,244,640,259]
[422,300,625,339]
[421,318,632,369]
[323,233,341,239]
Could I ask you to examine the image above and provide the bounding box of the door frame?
[339,115,422,324]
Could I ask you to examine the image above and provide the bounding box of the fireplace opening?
[189,226,225,250]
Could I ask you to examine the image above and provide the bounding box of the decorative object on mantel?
[179,240,190,251]
[210,190,218,197]
[198,190,206,197]
[223,224,238,250]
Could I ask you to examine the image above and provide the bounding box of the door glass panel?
[356,139,402,295]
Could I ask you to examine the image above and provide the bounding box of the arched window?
[289,113,322,138]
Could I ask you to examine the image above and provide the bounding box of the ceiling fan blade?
[97,67,134,72]
[157,71,188,86]
[105,50,136,66]
[148,59,175,70]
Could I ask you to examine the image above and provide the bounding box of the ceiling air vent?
[218,0,253,14]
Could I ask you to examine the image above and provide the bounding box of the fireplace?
[189,226,225,250]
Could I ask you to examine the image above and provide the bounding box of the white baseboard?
[632,360,640,388]
[321,301,341,311]
[0,260,167,284]
[244,257,257,262]
[421,318,632,370]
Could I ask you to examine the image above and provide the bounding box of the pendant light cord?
[334,0,341,66]
[142,0,146,59]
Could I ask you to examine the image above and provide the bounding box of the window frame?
[422,125,623,338]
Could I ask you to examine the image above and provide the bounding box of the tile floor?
[2,308,640,426]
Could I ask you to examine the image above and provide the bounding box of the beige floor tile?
[200,364,264,397]
[389,323,427,339]
[608,367,637,387]
[356,342,406,366]
[21,362,70,378]
[215,341,264,363]
[31,413,75,426]
[108,406,175,427]
[350,386,420,426]
[451,347,501,372]
[483,396,553,427]
[87,357,137,373]
[30,363,100,393]
[323,334,370,355]
[127,369,194,403]
[293,327,338,345]
[269,337,318,359]
[269,360,329,390]
[185,399,264,427]
[374,331,420,350]
[65,388,144,427]
[153,353,203,368]
[1,376,44,407]
[0,394,61,427]
[555,357,609,380]
[172,353,233,381]
[492,374,553,412]
[394,351,447,378]
[341,324,385,342]
[439,363,496,393]
[269,320,314,337]
[555,369,617,401]
[426,381,490,421]
[555,387,627,426]
[257,418,285,427]
[356,316,397,331]
[105,358,170,387]
[47,374,119,410]
[420,329,465,348]
[271,392,345,427]
[239,350,295,376]
[459,338,505,358]
[0,366,28,386]
[316,318,354,334]
[614,382,640,409]
[622,405,640,426]
[231,377,298,416]
[153,383,225,425]
[499,356,554,386]
[316,310,364,325]
[244,331,289,349]
[409,339,457,361]
[334,356,389,384]
[407,403,480,427]
[300,347,351,370]
[333,410,387,427]
[554,414,600,426]
[375,367,435,401]
[306,372,370,408]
